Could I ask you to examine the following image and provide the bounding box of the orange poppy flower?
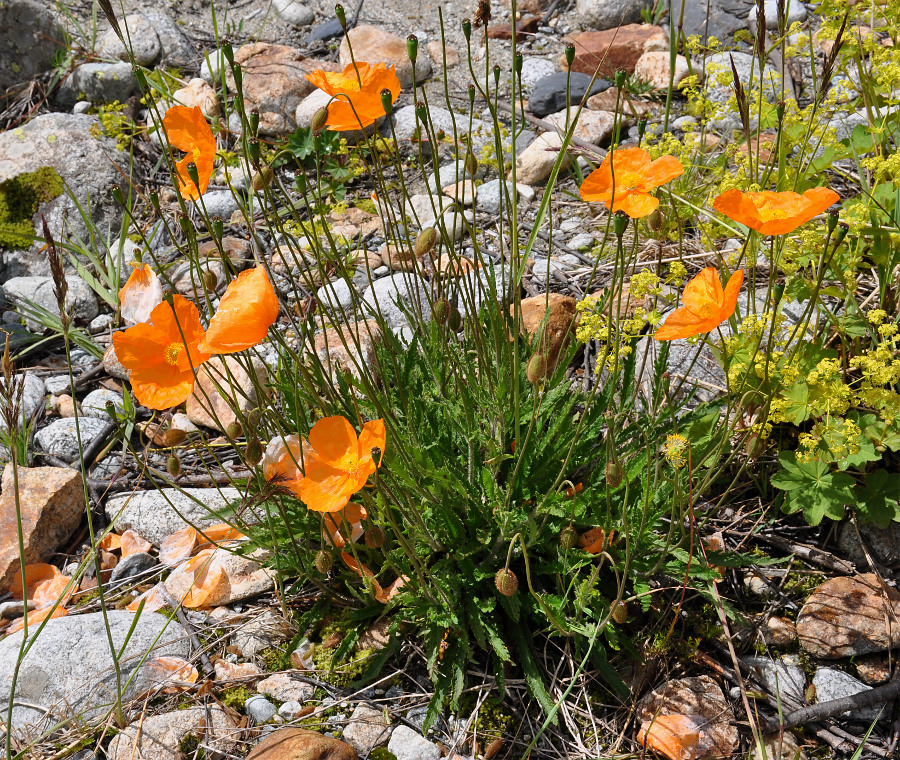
[579,147,684,218]
[113,295,211,410]
[297,416,386,513]
[198,266,279,354]
[654,267,744,341]
[306,62,402,131]
[578,527,613,554]
[712,187,840,235]
[162,105,217,200]
[119,263,164,326]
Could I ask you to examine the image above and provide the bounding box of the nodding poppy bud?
[514,52,523,76]
[462,18,472,40]
[565,43,576,68]
[416,227,438,257]
[222,43,234,66]
[226,421,243,439]
[447,307,463,332]
[163,429,187,447]
[212,219,224,239]
[203,268,219,291]
[185,162,200,187]
[245,438,263,465]
[251,165,274,192]
[311,106,329,132]
[315,550,334,573]
[611,601,628,624]
[648,209,664,232]
[365,525,386,548]
[615,69,627,88]
[249,109,260,136]
[433,298,450,325]
[560,526,578,550]
[613,210,629,238]
[178,216,194,236]
[827,208,839,233]
[468,84,476,105]
[407,34,418,64]
[465,152,478,176]
[495,568,518,596]
[380,89,394,117]
[526,353,547,384]
[605,461,624,488]
[334,4,346,29]
[167,454,181,478]
[493,64,501,86]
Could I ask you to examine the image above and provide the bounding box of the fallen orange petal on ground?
[127,582,170,613]
[6,607,68,636]
[99,532,123,551]
[121,530,153,557]
[159,526,199,567]
[145,656,200,693]
[10,563,60,599]
[637,714,704,760]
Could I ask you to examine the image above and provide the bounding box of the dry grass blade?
[96,0,123,43]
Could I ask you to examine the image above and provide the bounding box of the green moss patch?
[0,166,64,250]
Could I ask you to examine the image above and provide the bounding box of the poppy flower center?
[757,206,794,222]
[613,171,643,190]
[694,302,719,320]
[165,342,184,366]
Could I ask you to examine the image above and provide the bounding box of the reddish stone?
[487,16,541,41]
[562,24,668,78]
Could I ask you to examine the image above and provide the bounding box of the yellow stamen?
[165,343,183,366]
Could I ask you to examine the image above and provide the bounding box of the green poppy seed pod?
[315,550,334,573]
[415,101,427,123]
[178,216,194,236]
[613,210,629,238]
[311,106,329,132]
[834,221,849,246]
[167,454,181,478]
[162,429,187,447]
[222,43,234,66]
[335,4,346,28]
[134,68,148,91]
[526,353,547,384]
[365,525,386,548]
[495,568,518,596]
[186,162,200,187]
[251,165,274,192]
[776,100,786,122]
[515,52,523,76]
[226,421,243,439]
[560,526,578,550]
[462,17,472,40]
[111,186,126,206]
[150,192,161,213]
[611,601,628,624]
[245,438,263,465]
[407,34,418,64]
[468,84,476,105]
[248,138,261,165]
[415,227,438,257]
[447,307,463,332]
[249,108,260,136]
[773,282,785,304]
[233,63,243,89]
[827,208,839,233]
[432,297,450,325]
[605,461,624,488]
[615,69,627,88]
[212,219,224,239]
[380,88,394,117]
[648,209,664,232]
[565,43,576,68]
[493,64,501,86]
[295,173,308,194]
[465,152,478,176]
[637,117,648,140]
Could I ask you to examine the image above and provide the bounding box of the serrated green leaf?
[772,452,855,526]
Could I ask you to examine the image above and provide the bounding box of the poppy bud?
[560,526,578,550]
[163,429,187,447]
[637,117,648,140]
[222,43,234,66]
[311,106,329,132]
[613,210,629,238]
[611,601,628,624]
[380,89,394,117]
[433,298,450,325]
[111,186,126,207]
[212,219,224,239]
[526,354,547,384]
[416,227,438,257]
[335,4,346,28]
[407,34,418,64]
[248,138,260,164]
[365,526,386,548]
[565,43,576,68]
[468,84,476,105]
[448,307,463,332]
[178,216,194,236]
[167,454,181,478]
[495,568,518,596]
[226,421,243,439]
[203,268,219,291]
[605,461,624,488]
[776,100,786,123]
[465,152,478,176]
[648,209,664,232]
[462,18,472,40]
[251,165,274,192]
[315,550,334,573]
[245,438,263,465]
[249,109,260,136]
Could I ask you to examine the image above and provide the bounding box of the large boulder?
[0,0,65,93]
[576,0,655,31]
[0,611,190,731]
[0,113,133,277]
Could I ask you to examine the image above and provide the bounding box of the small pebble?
[245,695,278,723]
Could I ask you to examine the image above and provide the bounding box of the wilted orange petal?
[214,660,262,680]
[197,523,246,547]
[10,563,59,599]
[119,264,164,326]
[159,526,199,567]
[174,549,226,608]
[32,573,74,609]
[99,533,123,552]
[375,575,407,603]
[199,267,280,354]
[262,434,306,496]
[637,714,704,760]
[578,527,606,554]
[120,530,152,557]
[145,656,200,693]
[6,607,68,636]
[127,582,170,613]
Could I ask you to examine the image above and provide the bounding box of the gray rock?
[4,275,100,332]
[89,314,113,332]
[673,115,698,130]
[105,487,242,546]
[0,600,31,619]
[343,704,393,755]
[387,725,441,760]
[72,101,92,114]
[529,72,612,118]
[361,273,432,335]
[456,264,513,318]
[246,695,278,723]
[278,701,306,719]
[200,49,227,85]
[634,335,727,406]
[677,0,751,43]
[704,52,778,105]
[81,388,125,418]
[272,0,315,26]
[748,0,807,34]
[45,375,72,397]
[476,179,534,215]
[388,105,485,147]
[96,14,161,66]
[744,655,806,703]
[316,278,356,314]
[200,190,241,220]
[568,233,595,251]
[0,0,65,92]
[141,10,197,69]
[107,706,239,760]
[520,57,557,93]
[34,417,109,463]
[109,552,158,583]
[232,609,293,658]
[576,0,654,31]
[532,257,570,279]
[837,521,900,567]
[0,611,189,730]
[812,668,887,722]
[0,113,132,277]
[58,62,138,106]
